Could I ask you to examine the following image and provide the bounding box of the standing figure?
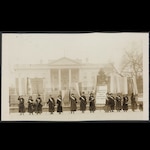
[131,93,137,112]
[47,95,55,114]
[35,94,43,114]
[79,92,87,113]
[109,94,115,112]
[57,95,63,114]
[18,95,25,115]
[89,93,96,113]
[104,93,111,112]
[139,103,143,111]
[70,93,77,114]
[123,95,128,112]
[116,94,122,112]
[28,96,34,115]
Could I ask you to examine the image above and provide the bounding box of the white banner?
[61,90,66,107]
[27,77,32,96]
[116,75,122,93]
[132,76,138,94]
[18,78,23,95]
[74,82,81,97]
[122,77,128,94]
[61,90,66,100]
[96,85,107,104]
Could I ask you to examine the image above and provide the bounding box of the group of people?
[18,92,141,115]
[18,94,43,115]
[104,92,138,112]
[18,92,96,115]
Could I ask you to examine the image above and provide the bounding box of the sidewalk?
[7,109,145,121]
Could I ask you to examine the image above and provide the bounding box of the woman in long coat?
[116,94,122,112]
[123,95,128,112]
[104,93,111,112]
[79,92,87,113]
[28,96,34,115]
[35,94,43,114]
[70,93,77,114]
[57,95,63,114]
[131,93,137,112]
[47,95,55,114]
[18,95,25,115]
[89,93,96,113]
[109,94,115,112]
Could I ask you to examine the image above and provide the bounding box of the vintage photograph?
[1,32,149,121]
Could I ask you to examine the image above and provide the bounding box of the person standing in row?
[109,93,115,112]
[18,95,25,115]
[35,94,43,114]
[104,93,111,112]
[89,92,96,113]
[28,96,34,115]
[70,93,77,114]
[116,94,122,112]
[123,94,128,112]
[57,95,63,114]
[47,95,55,114]
[131,93,137,112]
[79,92,87,113]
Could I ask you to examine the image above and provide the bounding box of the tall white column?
[45,70,51,93]
[24,77,27,95]
[49,69,51,90]
[18,76,22,96]
[58,69,61,91]
[69,69,71,89]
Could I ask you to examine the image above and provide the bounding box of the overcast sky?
[2,32,147,66]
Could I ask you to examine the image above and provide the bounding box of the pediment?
[49,57,80,66]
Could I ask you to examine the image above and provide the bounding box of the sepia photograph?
[1,32,149,121]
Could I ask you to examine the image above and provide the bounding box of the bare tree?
[120,41,143,79]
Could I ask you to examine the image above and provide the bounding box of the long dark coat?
[89,96,96,111]
[104,97,111,112]
[70,96,77,111]
[35,97,43,113]
[116,96,122,111]
[47,97,55,112]
[131,94,137,111]
[18,97,25,113]
[123,96,128,111]
[57,98,63,112]
[108,96,115,111]
[28,99,34,113]
[79,95,87,111]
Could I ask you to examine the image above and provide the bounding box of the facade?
[14,57,114,94]
[9,57,142,108]
[9,57,114,106]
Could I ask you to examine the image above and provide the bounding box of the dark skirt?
[70,100,77,111]
[116,101,122,110]
[28,104,34,113]
[49,104,55,112]
[123,104,128,111]
[131,102,137,111]
[57,104,62,112]
[89,101,96,111]
[35,103,43,113]
[19,103,25,113]
[80,100,86,111]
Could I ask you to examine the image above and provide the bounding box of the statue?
[97,69,107,86]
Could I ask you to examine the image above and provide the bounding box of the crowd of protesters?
[104,92,140,112]
[17,92,142,115]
